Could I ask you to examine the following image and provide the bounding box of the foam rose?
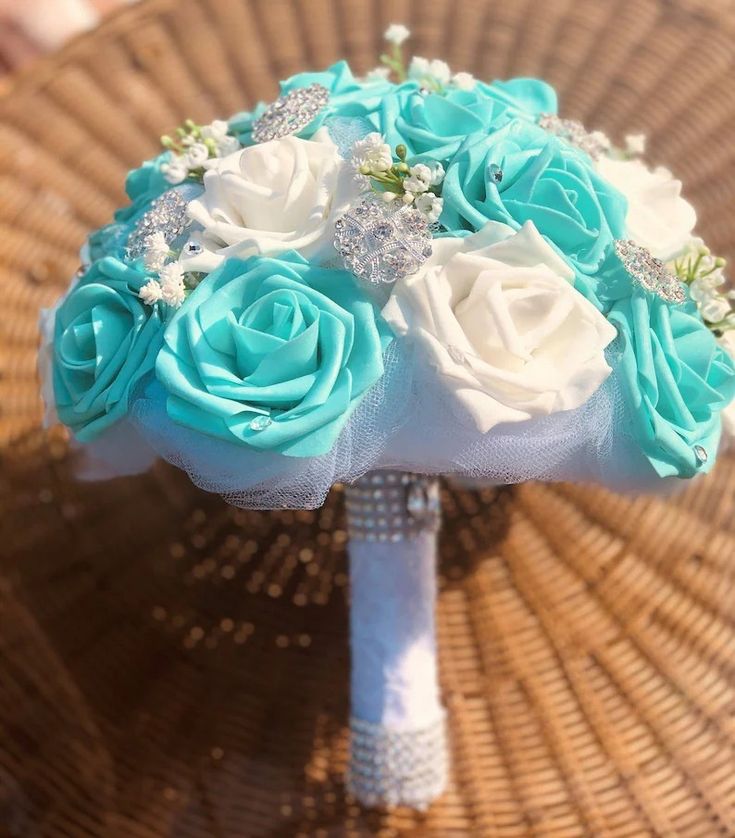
[382,221,617,432]
[596,157,696,261]
[182,130,360,273]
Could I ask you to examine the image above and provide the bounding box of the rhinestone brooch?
[538,113,610,160]
[251,83,330,144]
[614,239,686,304]
[125,190,189,262]
[334,198,433,285]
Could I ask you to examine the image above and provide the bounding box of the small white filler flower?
[159,262,187,308]
[139,279,163,306]
[384,23,410,45]
[143,231,170,273]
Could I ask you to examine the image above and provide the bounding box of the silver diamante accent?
[249,415,272,432]
[125,191,189,262]
[614,239,686,304]
[489,163,503,183]
[345,471,440,542]
[347,714,448,810]
[251,83,329,143]
[334,198,433,285]
[538,113,610,160]
[694,444,708,464]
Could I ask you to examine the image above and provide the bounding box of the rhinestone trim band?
[614,239,686,304]
[538,113,610,160]
[251,83,330,143]
[347,714,448,810]
[345,471,440,542]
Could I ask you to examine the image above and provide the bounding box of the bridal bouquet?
[41,29,735,506]
[40,33,735,508]
[38,24,735,809]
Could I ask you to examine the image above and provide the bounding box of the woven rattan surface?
[1,0,735,835]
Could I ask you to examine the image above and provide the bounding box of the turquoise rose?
[155,252,393,457]
[441,119,627,276]
[609,289,735,478]
[52,257,166,441]
[229,61,396,144]
[377,78,557,165]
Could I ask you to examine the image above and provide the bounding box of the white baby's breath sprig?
[403,163,434,195]
[160,118,242,183]
[625,134,647,157]
[160,157,188,185]
[385,23,410,45]
[143,231,171,273]
[352,133,394,175]
[159,262,187,309]
[349,136,444,224]
[407,57,475,93]
[414,192,444,224]
[139,278,164,306]
[364,67,391,83]
[672,241,732,333]
[184,142,210,169]
[451,71,476,91]
[379,23,410,81]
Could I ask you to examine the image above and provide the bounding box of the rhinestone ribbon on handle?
[345,471,447,810]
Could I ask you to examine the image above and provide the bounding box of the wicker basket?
[1,0,734,834]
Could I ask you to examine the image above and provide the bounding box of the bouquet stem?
[344,471,447,810]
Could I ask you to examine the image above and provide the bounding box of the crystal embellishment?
[694,444,708,464]
[249,415,272,432]
[614,239,686,304]
[251,83,330,144]
[538,113,610,160]
[334,198,433,285]
[345,472,440,542]
[125,190,189,262]
[348,714,448,810]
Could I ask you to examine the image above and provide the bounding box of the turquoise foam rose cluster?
[45,48,735,486]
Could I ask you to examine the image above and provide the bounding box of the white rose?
[596,157,696,260]
[383,221,617,432]
[183,129,361,272]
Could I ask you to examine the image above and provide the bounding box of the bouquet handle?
[345,471,448,809]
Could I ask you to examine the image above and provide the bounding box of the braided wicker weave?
[1,0,734,834]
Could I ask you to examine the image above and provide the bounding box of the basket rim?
[2,0,735,105]
[0,0,175,102]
